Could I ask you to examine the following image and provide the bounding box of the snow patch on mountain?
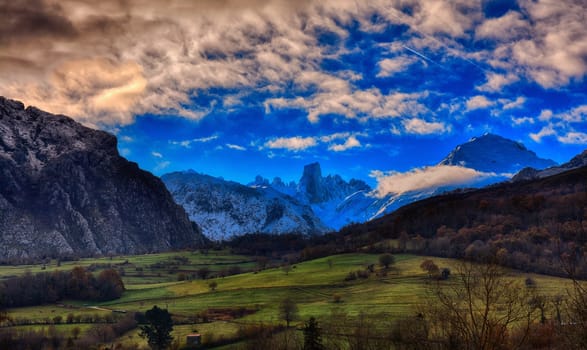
[162,171,329,240]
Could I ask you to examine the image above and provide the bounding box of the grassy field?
[1,251,578,348]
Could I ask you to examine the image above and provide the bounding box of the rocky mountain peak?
[0,97,204,260]
[298,162,326,203]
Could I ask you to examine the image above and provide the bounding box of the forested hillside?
[340,165,587,277]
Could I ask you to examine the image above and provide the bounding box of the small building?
[186,334,202,347]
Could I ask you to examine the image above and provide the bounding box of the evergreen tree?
[139,306,174,350]
[303,317,324,350]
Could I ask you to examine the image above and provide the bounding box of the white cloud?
[264,136,318,151]
[402,118,450,135]
[538,110,553,121]
[226,143,246,151]
[529,105,587,144]
[502,96,526,110]
[530,125,556,142]
[476,11,529,41]
[466,95,494,111]
[476,72,520,92]
[120,136,134,142]
[170,135,219,148]
[377,56,414,77]
[558,132,587,144]
[0,0,584,127]
[151,151,163,158]
[154,161,171,172]
[370,165,495,198]
[512,116,534,125]
[266,89,428,123]
[328,136,361,152]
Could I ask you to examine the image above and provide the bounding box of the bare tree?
[279,297,299,328]
[424,260,536,350]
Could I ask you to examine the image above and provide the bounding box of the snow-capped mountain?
[251,163,372,229]
[439,133,556,173]
[162,171,329,240]
[164,134,558,238]
[321,134,560,228]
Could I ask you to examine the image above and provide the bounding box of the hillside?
[0,97,205,260]
[340,164,587,277]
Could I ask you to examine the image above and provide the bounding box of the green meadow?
[0,251,576,348]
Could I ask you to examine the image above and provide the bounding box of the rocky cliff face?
[0,97,204,260]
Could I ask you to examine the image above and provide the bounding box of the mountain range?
[0,97,205,260]
[164,133,558,239]
[2,95,580,252]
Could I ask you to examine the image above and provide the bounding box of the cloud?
[370,165,495,198]
[151,151,163,158]
[170,135,219,148]
[328,136,361,152]
[226,143,246,151]
[501,96,526,110]
[530,125,556,142]
[402,118,450,135]
[476,72,520,92]
[530,105,587,143]
[377,56,414,77]
[264,136,318,151]
[512,116,534,126]
[0,0,584,128]
[558,132,587,144]
[154,161,171,172]
[475,11,529,41]
[465,95,495,111]
[266,89,429,123]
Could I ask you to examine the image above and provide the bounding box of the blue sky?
[1,0,586,187]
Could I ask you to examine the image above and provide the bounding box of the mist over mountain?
[0,97,204,260]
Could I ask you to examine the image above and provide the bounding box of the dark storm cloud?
[0,0,77,44]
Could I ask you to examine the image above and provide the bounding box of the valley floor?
[0,251,578,349]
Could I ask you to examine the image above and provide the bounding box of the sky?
[1,0,586,189]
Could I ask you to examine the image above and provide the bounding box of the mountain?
[162,171,329,240]
[0,97,204,260]
[512,150,587,181]
[439,133,556,173]
[162,134,558,238]
[308,134,556,229]
[339,161,587,277]
[251,163,372,229]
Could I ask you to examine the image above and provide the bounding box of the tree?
[96,269,125,300]
[424,261,535,350]
[197,267,210,280]
[420,259,439,278]
[279,297,298,328]
[379,253,395,269]
[140,306,174,350]
[303,317,324,350]
[208,281,217,291]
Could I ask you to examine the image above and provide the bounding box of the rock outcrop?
[0,97,204,260]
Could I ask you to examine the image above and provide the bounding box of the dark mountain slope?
[0,97,204,260]
[340,163,587,276]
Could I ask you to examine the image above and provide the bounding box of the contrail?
[402,45,446,69]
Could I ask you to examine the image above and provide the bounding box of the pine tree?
[303,317,324,350]
[139,306,174,350]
